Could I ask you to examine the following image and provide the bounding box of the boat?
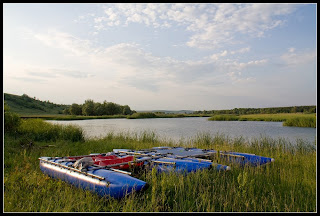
[67,153,144,170]
[113,148,231,173]
[211,150,275,167]
[39,147,274,198]
[114,146,275,167]
[151,147,275,166]
[39,154,148,199]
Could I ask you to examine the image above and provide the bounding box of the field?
[3,119,316,212]
[208,113,316,128]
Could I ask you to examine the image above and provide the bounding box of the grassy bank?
[127,112,186,119]
[20,114,127,120]
[19,113,206,120]
[4,119,316,212]
[208,113,316,128]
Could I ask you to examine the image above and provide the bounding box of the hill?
[4,93,69,115]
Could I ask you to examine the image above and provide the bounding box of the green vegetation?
[20,114,128,121]
[4,106,84,142]
[64,99,134,116]
[209,115,240,121]
[127,112,185,119]
[208,113,316,128]
[283,116,316,128]
[4,93,134,117]
[4,113,316,212]
[127,112,157,119]
[195,106,316,115]
[4,102,21,134]
[4,93,68,115]
[18,119,84,142]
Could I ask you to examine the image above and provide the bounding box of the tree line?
[63,99,135,116]
[194,106,316,115]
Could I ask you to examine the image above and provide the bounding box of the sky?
[3,3,317,111]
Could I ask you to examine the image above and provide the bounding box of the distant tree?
[233,108,239,115]
[69,103,82,115]
[308,107,316,113]
[105,102,122,115]
[22,94,32,102]
[291,106,297,113]
[94,102,105,116]
[82,99,95,116]
[63,108,70,115]
[122,105,133,115]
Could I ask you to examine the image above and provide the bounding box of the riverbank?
[19,113,211,120]
[208,113,316,128]
[19,112,316,128]
[4,119,316,212]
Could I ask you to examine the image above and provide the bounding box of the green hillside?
[4,93,69,115]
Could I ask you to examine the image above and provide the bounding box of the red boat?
[68,154,144,170]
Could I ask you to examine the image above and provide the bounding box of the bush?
[4,103,21,133]
[127,112,157,119]
[4,111,21,133]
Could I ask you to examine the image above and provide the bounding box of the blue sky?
[3,3,317,110]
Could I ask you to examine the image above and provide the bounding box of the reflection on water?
[47,117,316,145]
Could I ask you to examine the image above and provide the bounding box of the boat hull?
[39,157,147,199]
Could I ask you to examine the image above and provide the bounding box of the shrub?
[127,112,157,119]
[4,111,21,133]
[4,103,21,133]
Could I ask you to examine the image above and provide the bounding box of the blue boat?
[114,146,275,167]
[113,148,231,173]
[39,146,274,198]
[212,151,275,167]
[154,147,275,166]
[150,157,230,173]
[39,156,148,199]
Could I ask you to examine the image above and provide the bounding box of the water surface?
[47,117,316,145]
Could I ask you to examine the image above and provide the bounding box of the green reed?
[4,120,316,212]
[208,113,316,128]
[283,116,316,128]
[17,118,84,142]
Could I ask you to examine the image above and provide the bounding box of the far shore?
[18,112,316,128]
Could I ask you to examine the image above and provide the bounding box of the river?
[47,117,316,145]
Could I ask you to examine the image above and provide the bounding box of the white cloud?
[3,3,316,109]
[186,4,296,49]
[230,47,251,54]
[29,29,270,93]
[288,47,295,53]
[281,49,316,66]
[85,3,297,49]
[34,29,93,56]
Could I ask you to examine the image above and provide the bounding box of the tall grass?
[208,113,316,128]
[208,115,240,121]
[127,112,158,119]
[283,116,316,128]
[17,119,84,142]
[127,112,186,119]
[4,122,316,212]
